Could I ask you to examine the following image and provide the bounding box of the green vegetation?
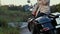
[0,5,31,34]
[0,17,20,34]
[0,6,31,22]
[0,3,60,22]
[0,27,20,34]
[51,4,60,13]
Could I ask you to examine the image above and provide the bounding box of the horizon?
[1,0,60,6]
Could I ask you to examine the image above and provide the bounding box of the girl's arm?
[32,3,39,16]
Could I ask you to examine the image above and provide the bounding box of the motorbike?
[27,14,59,34]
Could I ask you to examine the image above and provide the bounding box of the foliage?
[0,3,60,22]
[0,13,20,34]
[0,4,32,34]
[0,6,31,22]
[50,3,60,13]
[0,27,20,34]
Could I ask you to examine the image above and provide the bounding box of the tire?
[28,23,31,31]
[56,28,60,34]
[32,26,40,34]
[28,21,43,34]
[28,22,35,32]
[32,25,41,34]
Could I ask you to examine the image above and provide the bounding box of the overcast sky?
[1,0,60,6]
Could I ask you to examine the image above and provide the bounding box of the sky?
[1,0,60,6]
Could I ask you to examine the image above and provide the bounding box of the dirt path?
[20,27,32,34]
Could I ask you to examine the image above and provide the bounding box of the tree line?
[0,4,60,22]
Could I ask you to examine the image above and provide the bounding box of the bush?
[0,16,20,34]
[0,27,20,34]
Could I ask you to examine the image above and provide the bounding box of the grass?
[0,27,20,34]
[0,9,31,22]
[0,17,20,34]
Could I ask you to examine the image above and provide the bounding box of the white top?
[35,0,50,16]
[38,5,51,14]
[32,0,50,16]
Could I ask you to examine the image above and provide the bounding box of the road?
[20,23,32,34]
[8,21,60,34]
[20,27,32,34]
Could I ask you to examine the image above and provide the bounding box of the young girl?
[32,0,50,17]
